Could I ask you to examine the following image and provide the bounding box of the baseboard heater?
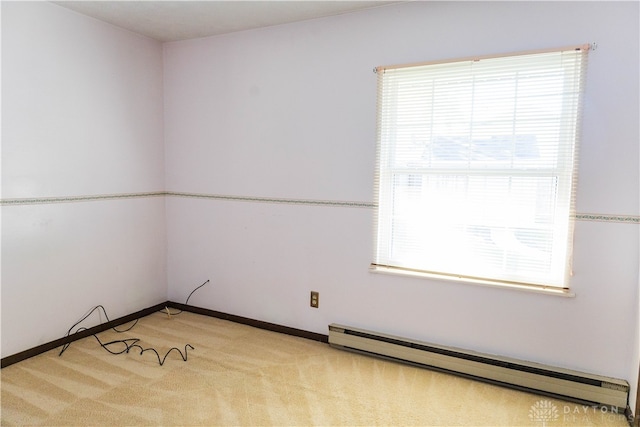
[328,324,629,409]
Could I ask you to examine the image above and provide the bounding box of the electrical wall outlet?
[310,291,319,308]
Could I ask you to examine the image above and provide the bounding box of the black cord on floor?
[129,343,194,366]
[58,305,138,356]
[162,279,211,316]
[58,289,204,365]
[62,325,194,366]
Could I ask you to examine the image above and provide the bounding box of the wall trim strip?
[0,191,374,209]
[575,213,640,224]
[165,191,374,208]
[2,191,638,223]
[0,191,165,206]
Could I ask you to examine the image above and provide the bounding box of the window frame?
[371,45,589,295]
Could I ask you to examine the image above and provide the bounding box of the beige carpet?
[0,311,630,426]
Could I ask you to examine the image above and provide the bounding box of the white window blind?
[372,46,589,290]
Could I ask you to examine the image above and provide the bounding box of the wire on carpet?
[58,279,210,365]
[163,278,210,316]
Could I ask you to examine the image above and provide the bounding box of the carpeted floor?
[0,311,631,426]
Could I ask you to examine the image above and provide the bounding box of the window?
[372,46,589,291]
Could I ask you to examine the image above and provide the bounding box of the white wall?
[633,170,640,417]
[634,250,640,420]
[1,2,167,357]
[164,0,639,398]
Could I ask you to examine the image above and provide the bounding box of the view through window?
[372,46,589,290]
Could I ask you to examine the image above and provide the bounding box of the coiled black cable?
[58,279,210,365]
[58,305,138,356]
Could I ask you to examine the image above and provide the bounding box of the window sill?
[369,265,575,297]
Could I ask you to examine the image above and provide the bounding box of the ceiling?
[52,1,402,42]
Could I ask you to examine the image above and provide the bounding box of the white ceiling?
[52,1,402,42]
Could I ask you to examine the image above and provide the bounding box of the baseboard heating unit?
[328,324,629,409]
